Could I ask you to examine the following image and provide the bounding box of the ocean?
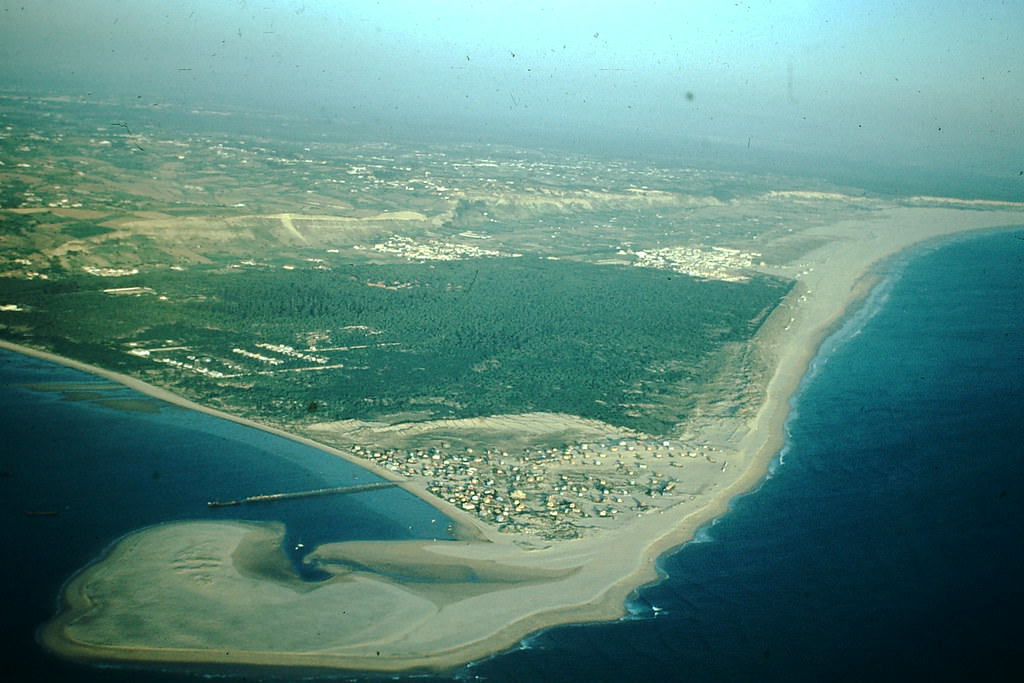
[2,227,1023,682]
[460,228,1024,683]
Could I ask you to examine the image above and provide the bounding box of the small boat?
[25,510,59,517]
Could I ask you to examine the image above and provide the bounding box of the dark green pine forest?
[0,257,791,434]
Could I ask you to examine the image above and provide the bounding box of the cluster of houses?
[371,235,519,261]
[351,438,727,538]
[622,245,761,282]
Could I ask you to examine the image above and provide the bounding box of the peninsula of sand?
[33,205,1024,673]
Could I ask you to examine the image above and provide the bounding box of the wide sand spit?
[18,206,1024,672]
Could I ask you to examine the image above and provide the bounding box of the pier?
[207,481,398,508]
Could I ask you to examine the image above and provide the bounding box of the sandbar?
[21,205,1024,672]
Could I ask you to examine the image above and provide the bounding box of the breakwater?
[207,481,398,507]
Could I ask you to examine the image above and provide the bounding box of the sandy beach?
[24,206,1024,671]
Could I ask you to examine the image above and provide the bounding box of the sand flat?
[23,205,1024,671]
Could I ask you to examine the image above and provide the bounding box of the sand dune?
[306,411,637,452]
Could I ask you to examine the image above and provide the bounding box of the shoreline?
[17,207,1024,672]
[0,339,495,541]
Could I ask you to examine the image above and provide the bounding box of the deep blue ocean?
[2,228,1023,682]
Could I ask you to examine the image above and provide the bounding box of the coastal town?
[369,234,521,261]
[347,437,730,539]
[621,244,762,282]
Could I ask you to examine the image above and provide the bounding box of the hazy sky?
[2,1,1022,176]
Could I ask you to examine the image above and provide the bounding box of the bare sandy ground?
[305,411,638,452]
[24,206,1024,672]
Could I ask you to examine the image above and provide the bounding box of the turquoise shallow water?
[2,227,1023,682]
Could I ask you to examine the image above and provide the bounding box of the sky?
[2,0,1023,180]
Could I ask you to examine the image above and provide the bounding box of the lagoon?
[0,348,454,680]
